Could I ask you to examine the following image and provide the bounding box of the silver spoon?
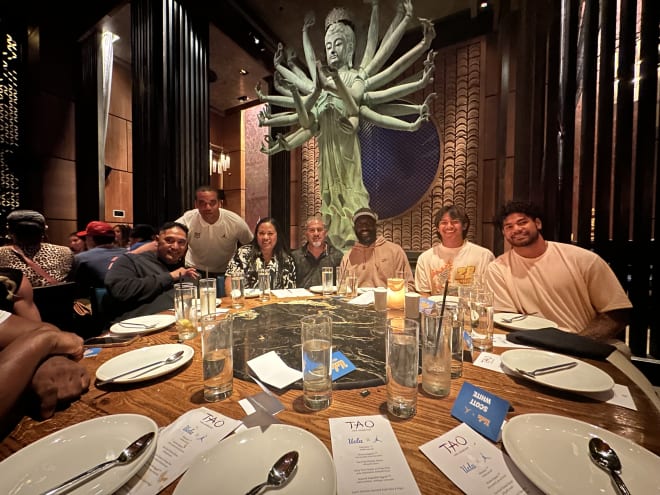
[245,450,299,495]
[588,437,631,495]
[501,314,527,323]
[40,431,155,495]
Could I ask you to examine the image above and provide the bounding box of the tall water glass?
[321,267,334,296]
[201,315,233,401]
[198,278,217,317]
[301,314,333,410]
[258,269,271,302]
[230,271,245,309]
[386,317,419,418]
[470,288,494,351]
[345,271,358,298]
[420,309,451,397]
[175,285,197,340]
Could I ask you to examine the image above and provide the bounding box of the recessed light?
[239,69,248,75]
[237,95,249,102]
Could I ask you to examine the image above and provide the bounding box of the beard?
[508,228,540,247]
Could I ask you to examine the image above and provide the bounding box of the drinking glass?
[420,309,451,397]
[301,314,333,410]
[175,285,197,340]
[258,269,271,302]
[373,287,387,311]
[230,271,245,309]
[345,271,358,298]
[198,278,217,317]
[201,315,233,401]
[470,288,494,351]
[386,317,419,418]
[321,267,334,296]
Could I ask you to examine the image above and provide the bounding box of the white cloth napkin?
[348,291,374,305]
[247,351,302,389]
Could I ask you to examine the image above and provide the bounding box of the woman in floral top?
[224,217,296,293]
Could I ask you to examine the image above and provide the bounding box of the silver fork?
[501,314,527,323]
[118,321,157,329]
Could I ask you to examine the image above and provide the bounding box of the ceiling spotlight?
[479,1,490,9]
[253,36,260,45]
[237,95,249,102]
[239,69,248,75]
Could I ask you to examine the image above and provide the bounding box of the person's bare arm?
[0,324,87,421]
[30,355,90,419]
[11,275,41,322]
[580,308,631,340]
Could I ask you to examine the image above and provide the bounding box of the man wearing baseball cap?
[70,221,126,292]
[338,208,414,290]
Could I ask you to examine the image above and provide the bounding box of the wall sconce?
[209,145,230,175]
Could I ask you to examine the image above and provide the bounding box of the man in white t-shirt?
[415,205,495,296]
[176,186,253,277]
[486,201,632,340]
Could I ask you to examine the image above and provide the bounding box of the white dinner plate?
[494,312,558,330]
[502,413,660,495]
[428,295,459,306]
[110,314,177,335]
[0,414,158,495]
[193,298,221,308]
[501,349,614,393]
[173,424,336,495]
[96,343,194,384]
[244,288,262,298]
[309,285,337,294]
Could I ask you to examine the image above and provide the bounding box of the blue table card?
[450,382,510,442]
[332,351,356,381]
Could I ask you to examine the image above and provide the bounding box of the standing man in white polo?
[176,185,253,279]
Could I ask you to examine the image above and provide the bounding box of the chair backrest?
[32,282,77,331]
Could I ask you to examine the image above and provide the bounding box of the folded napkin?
[506,328,616,360]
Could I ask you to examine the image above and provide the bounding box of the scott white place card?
[420,422,542,494]
[329,414,420,495]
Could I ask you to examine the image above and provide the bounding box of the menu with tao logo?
[419,423,542,494]
[329,415,420,495]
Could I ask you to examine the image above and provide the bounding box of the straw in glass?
[433,278,450,356]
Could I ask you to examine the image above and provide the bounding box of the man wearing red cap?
[70,221,126,292]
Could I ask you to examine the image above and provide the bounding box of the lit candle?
[387,277,406,309]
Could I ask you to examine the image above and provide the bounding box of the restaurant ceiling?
[102,0,493,114]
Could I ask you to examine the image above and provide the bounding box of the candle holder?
[386,273,406,310]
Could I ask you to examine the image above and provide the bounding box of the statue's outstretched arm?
[285,81,317,129]
[360,93,434,131]
[372,102,424,117]
[365,0,413,76]
[318,63,363,119]
[285,47,313,86]
[382,0,405,46]
[359,0,380,69]
[255,83,296,108]
[363,56,434,105]
[259,111,299,128]
[367,19,435,90]
[302,12,318,84]
[274,43,314,94]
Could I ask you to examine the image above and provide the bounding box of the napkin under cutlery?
[506,328,616,360]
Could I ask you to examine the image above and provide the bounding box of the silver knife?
[97,350,185,385]
[517,361,578,377]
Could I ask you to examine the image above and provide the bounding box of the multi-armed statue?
[257,0,437,251]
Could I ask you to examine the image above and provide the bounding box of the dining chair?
[32,282,77,332]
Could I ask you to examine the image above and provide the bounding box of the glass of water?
[301,314,333,410]
[386,317,419,418]
[201,315,233,402]
[258,269,271,302]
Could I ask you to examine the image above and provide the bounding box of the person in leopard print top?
[0,210,73,287]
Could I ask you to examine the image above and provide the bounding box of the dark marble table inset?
[231,298,389,389]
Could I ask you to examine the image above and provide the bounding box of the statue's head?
[325,8,355,69]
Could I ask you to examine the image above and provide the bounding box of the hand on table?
[30,355,90,419]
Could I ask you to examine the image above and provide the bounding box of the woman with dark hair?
[113,224,131,248]
[224,217,296,294]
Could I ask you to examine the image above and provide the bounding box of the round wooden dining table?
[2,293,659,494]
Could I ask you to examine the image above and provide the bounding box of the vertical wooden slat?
[575,0,599,243]
[132,0,207,226]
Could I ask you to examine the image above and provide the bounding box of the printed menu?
[329,414,421,495]
[117,407,240,495]
[420,423,542,494]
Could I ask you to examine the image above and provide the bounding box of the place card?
[247,350,302,389]
[419,423,543,495]
[329,415,421,495]
[332,350,356,380]
[451,382,510,442]
[117,407,240,495]
[473,352,505,373]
